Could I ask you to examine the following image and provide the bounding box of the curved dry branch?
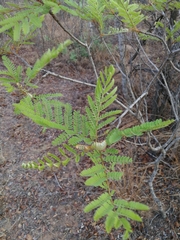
[149,150,166,218]
[149,131,180,217]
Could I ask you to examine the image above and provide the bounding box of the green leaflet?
[1,83,14,92]
[117,208,142,222]
[2,56,19,80]
[121,217,132,232]
[85,172,107,186]
[106,119,174,145]
[0,41,72,92]
[99,110,121,121]
[68,136,83,146]
[25,40,72,82]
[107,171,123,180]
[94,201,114,221]
[0,4,45,40]
[13,21,21,41]
[22,152,61,170]
[43,0,61,14]
[105,210,119,233]
[73,110,82,133]
[22,17,29,35]
[104,155,132,164]
[106,0,145,29]
[80,164,104,177]
[114,199,149,211]
[84,192,112,213]
[85,65,120,138]
[52,132,70,146]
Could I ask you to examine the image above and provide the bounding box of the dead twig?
[149,149,166,218]
[53,173,63,190]
[148,135,180,217]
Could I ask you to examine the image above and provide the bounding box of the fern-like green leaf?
[103,78,115,94]
[114,199,149,211]
[52,133,70,146]
[85,172,107,186]
[105,210,118,233]
[122,230,131,240]
[101,93,117,111]
[42,98,53,121]
[87,95,98,117]
[73,110,82,134]
[82,0,106,32]
[68,136,83,145]
[0,22,14,33]
[107,0,145,29]
[62,158,70,166]
[25,40,72,82]
[22,159,45,170]
[22,17,30,35]
[104,155,132,164]
[64,103,73,129]
[107,119,174,145]
[97,117,117,130]
[100,87,117,106]
[13,21,21,41]
[104,148,119,155]
[81,115,89,137]
[43,156,53,168]
[54,103,63,125]
[86,151,102,164]
[117,207,142,222]
[120,217,132,232]
[14,93,87,138]
[99,110,122,121]
[63,143,77,155]
[0,9,32,26]
[80,164,104,177]
[1,83,14,92]
[107,171,123,180]
[2,56,17,78]
[84,192,112,213]
[114,216,122,229]
[22,152,62,170]
[85,65,117,139]
[85,106,96,128]
[0,56,21,85]
[47,153,61,168]
[0,6,10,14]
[94,201,114,221]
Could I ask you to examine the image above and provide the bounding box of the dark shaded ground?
[0,46,180,240]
